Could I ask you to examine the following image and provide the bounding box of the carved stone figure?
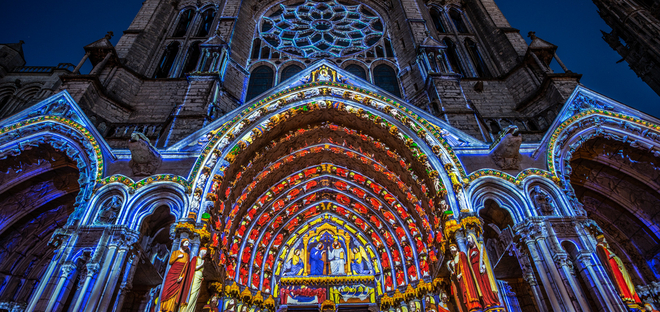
[447,244,482,311]
[181,247,207,312]
[161,239,191,312]
[490,126,522,170]
[95,195,122,225]
[128,132,162,176]
[596,235,642,304]
[467,235,500,308]
[531,185,555,215]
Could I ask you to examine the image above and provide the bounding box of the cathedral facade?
[0,0,659,312]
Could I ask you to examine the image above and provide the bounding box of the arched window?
[430,8,447,33]
[376,46,385,58]
[251,39,262,60]
[346,64,367,81]
[449,9,468,33]
[196,9,216,37]
[153,42,180,78]
[280,64,303,83]
[173,9,195,37]
[465,39,491,78]
[442,38,465,76]
[384,39,395,57]
[181,42,201,76]
[246,66,274,102]
[373,64,401,98]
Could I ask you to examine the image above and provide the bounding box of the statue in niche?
[531,185,555,215]
[310,242,326,275]
[328,241,346,275]
[95,196,122,225]
[467,235,500,308]
[350,246,372,275]
[595,235,642,304]
[161,239,191,312]
[181,247,207,312]
[447,244,482,312]
[283,249,304,276]
[318,69,332,82]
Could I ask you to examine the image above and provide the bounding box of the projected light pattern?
[259,0,384,58]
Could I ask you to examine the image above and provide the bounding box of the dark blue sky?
[1,0,658,117]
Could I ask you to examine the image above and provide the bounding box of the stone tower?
[1,1,660,312]
[593,0,660,96]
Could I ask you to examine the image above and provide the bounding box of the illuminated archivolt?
[224,165,440,293]
[222,141,435,234]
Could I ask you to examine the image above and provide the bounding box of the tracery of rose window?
[259,0,385,58]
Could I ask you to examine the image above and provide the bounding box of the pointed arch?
[246,65,275,102]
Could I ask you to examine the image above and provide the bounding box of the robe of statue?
[160,249,190,312]
[351,256,370,275]
[469,245,500,307]
[448,250,482,311]
[310,246,325,275]
[284,253,304,275]
[328,246,346,274]
[181,256,204,312]
[596,242,641,303]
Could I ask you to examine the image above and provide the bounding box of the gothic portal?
[1,1,660,312]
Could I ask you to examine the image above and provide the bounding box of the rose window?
[259,0,385,58]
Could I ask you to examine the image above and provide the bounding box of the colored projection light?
[260,0,384,58]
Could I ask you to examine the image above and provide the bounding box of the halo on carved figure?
[259,0,385,58]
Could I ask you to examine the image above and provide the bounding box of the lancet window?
[246,65,275,102]
[427,5,494,78]
[153,42,180,78]
[280,64,303,83]
[345,64,368,81]
[373,64,401,98]
[152,5,218,78]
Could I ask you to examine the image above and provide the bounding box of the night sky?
[1,0,658,117]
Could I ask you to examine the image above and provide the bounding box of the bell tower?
[592,0,660,97]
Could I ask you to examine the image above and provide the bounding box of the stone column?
[577,221,629,312]
[536,223,577,311]
[517,221,573,312]
[557,255,592,312]
[25,232,71,312]
[90,52,112,76]
[70,263,100,312]
[529,52,550,73]
[93,230,139,312]
[576,253,628,312]
[111,248,140,312]
[73,52,91,74]
[83,240,119,312]
[96,243,131,312]
[517,250,548,312]
[44,262,77,312]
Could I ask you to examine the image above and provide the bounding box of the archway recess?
[187,62,469,306]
